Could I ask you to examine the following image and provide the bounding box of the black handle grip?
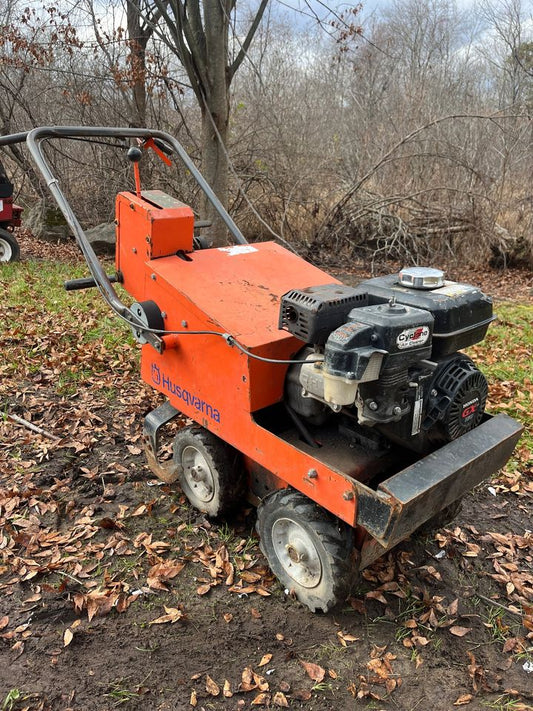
[65,274,120,291]
[152,137,173,156]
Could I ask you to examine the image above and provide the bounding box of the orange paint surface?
[118,191,360,525]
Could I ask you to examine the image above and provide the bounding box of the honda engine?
[280,267,493,453]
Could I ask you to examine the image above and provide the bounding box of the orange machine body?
[114,190,379,526]
[112,188,523,566]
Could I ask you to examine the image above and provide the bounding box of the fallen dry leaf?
[147,560,185,590]
[337,630,360,646]
[300,660,325,683]
[63,628,74,647]
[241,666,253,690]
[293,689,312,701]
[365,590,388,604]
[272,691,289,707]
[11,640,24,658]
[223,679,233,698]
[412,635,430,647]
[251,692,270,706]
[503,637,520,653]
[450,626,472,637]
[258,653,273,667]
[448,599,459,616]
[126,445,142,455]
[149,606,184,625]
[348,597,366,614]
[206,675,220,696]
[454,694,473,705]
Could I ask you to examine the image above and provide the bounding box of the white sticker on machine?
[412,393,424,435]
[217,245,258,256]
[432,282,473,297]
[396,325,430,350]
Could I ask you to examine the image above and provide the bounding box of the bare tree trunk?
[201,107,229,242]
[199,3,230,242]
[143,0,269,245]
[127,2,148,127]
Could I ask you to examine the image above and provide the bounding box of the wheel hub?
[181,446,215,504]
[272,518,322,589]
[0,237,13,262]
[286,543,307,564]
[190,464,205,482]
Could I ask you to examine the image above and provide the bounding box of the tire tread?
[256,488,357,612]
[173,425,243,516]
[0,228,20,262]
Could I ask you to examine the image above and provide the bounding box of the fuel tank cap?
[398,267,445,290]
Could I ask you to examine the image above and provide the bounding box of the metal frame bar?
[143,400,181,483]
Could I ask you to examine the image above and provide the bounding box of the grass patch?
[482,694,529,711]
[1,690,24,711]
[469,301,532,462]
[1,259,137,396]
[103,678,145,706]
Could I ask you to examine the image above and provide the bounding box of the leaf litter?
[1,250,532,709]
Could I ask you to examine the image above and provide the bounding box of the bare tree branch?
[228,0,269,80]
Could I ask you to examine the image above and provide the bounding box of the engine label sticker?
[151,364,221,422]
[461,397,479,422]
[217,245,258,256]
[433,282,474,297]
[396,326,430,350]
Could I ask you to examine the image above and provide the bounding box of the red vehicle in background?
[0,159,22,262]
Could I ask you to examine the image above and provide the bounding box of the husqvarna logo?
[151,363,161,385]
[396,325,430,350]
[151,365,221,423]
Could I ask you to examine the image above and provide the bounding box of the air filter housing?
[279,284,368,344]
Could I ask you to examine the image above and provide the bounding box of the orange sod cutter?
[0,127,522,611]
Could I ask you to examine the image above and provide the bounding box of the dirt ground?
[1,233,532,711]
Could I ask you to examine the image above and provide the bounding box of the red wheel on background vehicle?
[0,228,20,262]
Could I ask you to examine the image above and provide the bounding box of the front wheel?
[0,229,20,262]
[173,426,243,517]
[256,489,356,613]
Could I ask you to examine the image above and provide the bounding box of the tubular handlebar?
[0,126,248,351]
[65,273,120,291]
